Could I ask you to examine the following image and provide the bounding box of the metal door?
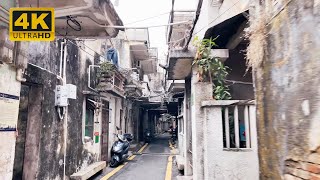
[101,100,110,161]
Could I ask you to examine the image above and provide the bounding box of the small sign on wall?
[0,92,19,132]
[94,132,99,143]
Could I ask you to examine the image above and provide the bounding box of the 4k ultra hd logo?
[9,8,55,41]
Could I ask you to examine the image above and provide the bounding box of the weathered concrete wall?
[0,132,16,179]
[202,103,259,180]
[18,40,100,179]
[0,2,20,177]
[251,0,320,179]
[0,63,21,179]
[190,68,213,180]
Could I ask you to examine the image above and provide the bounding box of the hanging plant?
[192,36,231,100]
[97,61,116,78]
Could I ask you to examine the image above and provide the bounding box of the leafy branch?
[192,36,231,100]
[97,61,116,78]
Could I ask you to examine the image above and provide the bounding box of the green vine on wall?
[192,36,231,100]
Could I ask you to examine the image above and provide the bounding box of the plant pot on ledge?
[192,36,231,100]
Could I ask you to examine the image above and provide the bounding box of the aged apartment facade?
[165,0,259,179]
[0,0,158,179]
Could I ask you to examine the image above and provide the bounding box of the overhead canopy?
[204,11,248,49]
[167,49,195,80]
[168,81,185,93]
[167,11,195,48]
[130,44,149,60]
[19,0,123,38]
[130,43,158,74]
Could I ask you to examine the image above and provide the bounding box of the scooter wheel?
[109,156,119,167]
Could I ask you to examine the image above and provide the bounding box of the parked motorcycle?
[144,129,152,143]
[170,127,177,145]
[109,127,133,167]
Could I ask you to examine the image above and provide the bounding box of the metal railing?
[222,103,254,149]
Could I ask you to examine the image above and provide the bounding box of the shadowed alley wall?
[251,0,320,179]
[12,40,95,179]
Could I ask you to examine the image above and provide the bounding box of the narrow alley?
[93,133,178,180]
[1,0,320,180]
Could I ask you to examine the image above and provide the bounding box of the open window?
[84,99,95,140]
[222,105,252,149]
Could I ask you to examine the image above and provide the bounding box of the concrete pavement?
[93,133,180,180]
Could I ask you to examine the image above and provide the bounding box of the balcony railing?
[201,100,257,150]
[97,69,125,97]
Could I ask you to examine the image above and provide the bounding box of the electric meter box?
[55,85,68,107]
[67,84,77,99]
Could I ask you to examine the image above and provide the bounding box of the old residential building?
[165,0,259,179]
[0,0,158,179]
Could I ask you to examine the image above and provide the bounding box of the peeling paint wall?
[0,63,21,179]
[251,0,320,179]
[22,40,94,179]
[202,104,259,180]
[10,39,108,179]
[0,1,20,179]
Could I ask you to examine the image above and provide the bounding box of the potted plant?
[97,61,115,78]
[96,61,116,90]
[192,36,231,100]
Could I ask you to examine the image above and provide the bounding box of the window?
[222,105,252,149]
[85,100,95,139]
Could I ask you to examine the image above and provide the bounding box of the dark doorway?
[13,84,42,180]
[101,100,110,162]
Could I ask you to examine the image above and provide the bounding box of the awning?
[204,11,248,49]
[18,0,123,38]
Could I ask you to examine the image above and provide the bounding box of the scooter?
[109,127,133,167]
[144,129,152,143]
[170,128,177,145]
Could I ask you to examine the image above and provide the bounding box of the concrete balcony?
[97,70,125,97]
[18,0,123,38]
[166,10,195,49]
[124,84,143,99]
[167,49,229,80]
[124,78,143,99]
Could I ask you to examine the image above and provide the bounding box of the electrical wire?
[66,16,82,31]
[266,0,293,26]
[192,0,241,36]
[0,5,9,14]
[192,0,292,37]
[56,31,109,61]
[56,32,143,74]
[125,12,170,25]
[0,15,9,24]
[225,79,253,85]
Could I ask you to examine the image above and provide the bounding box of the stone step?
[176,176,193,180]
[70,161,106,180]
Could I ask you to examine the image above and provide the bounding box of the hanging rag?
[106,48,119,67]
